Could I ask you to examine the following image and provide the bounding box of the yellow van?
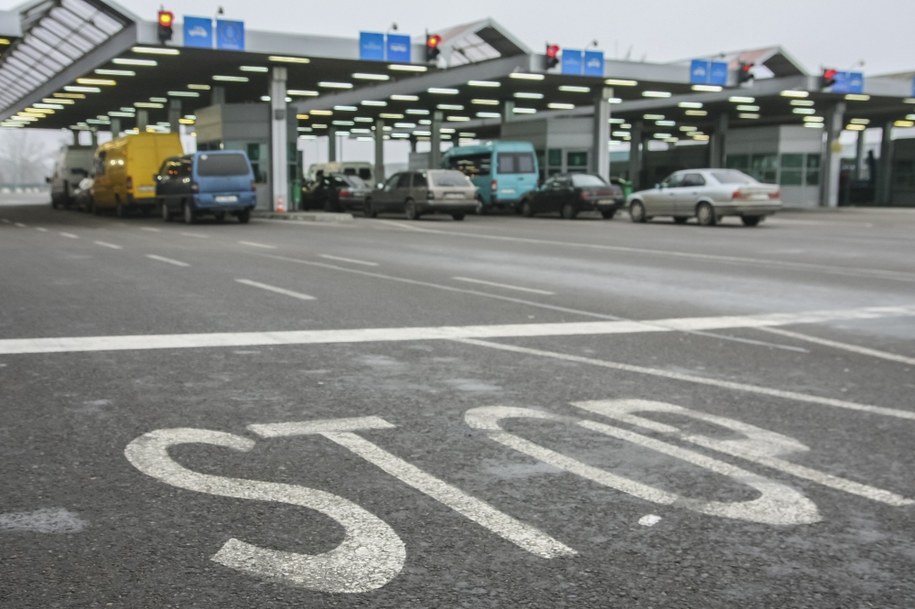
[91,132,183,216]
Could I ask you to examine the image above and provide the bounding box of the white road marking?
[59,232,79,239]
[319,254,379,267]
[146,254,189,267]
[2,305,914,363]
[638,515,662,527]
[141,227,161,233]
[14,222,26,227]
[180,232,209,239]
[239,241,277,250]
[454,338,915,421]
[235,279,316,301]
[250,418,576,559]
[452,276,555,295]
[94,241,123,250]
[0,218,9,223]
[759,327,915,367]
[36,227,48,232]
[0,508,87,534]
[125,428,404,593]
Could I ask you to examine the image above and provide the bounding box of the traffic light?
[820,68,838,89]
[545,44,560,70]
[737,61,754,84]
[157,10,174,44]
[425,33,442,63]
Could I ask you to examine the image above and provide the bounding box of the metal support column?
[628,121,643,190]
[270,67,289,212]
[168,100,182,134]
[374,118,385,185]
[135,110,148,132]
[211,86,226,106]
[709,114,728,168]
[327,128,338,162]
[591,87,611,181]
[429,111,443,169]
[109,118,121,138]
[854,129,866,180]
[877,121,894,205]
[502,101,515,124]
[820,102,845,208]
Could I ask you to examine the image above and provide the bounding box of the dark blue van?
[156,151,256,224]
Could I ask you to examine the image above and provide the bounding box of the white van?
[49,145,94,209]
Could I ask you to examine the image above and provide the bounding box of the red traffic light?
[426,34,442,49]
[157,10,173,27]
[821,68,838,89]
[545,43,560,69]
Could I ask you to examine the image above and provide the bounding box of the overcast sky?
[14,0,909,76]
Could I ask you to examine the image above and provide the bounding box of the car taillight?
[250,180,256,192]
[339,189,352,198]
[191,182,199,193]
[769,190,780,200]
[126,176,133,191]
[732,189,745,200]
[490,179,498,192]
[579,190,591,201]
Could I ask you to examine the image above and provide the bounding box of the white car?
[627,169,782,227]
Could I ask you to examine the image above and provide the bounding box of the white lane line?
[452,338,915,421]
[14,222,27,228]
[180,232,209,239]
[94,241,123,250]
[146,254,189,267]
[36,227,48,232]
[140,227,161,233]
[319,254,378,267]
[758,327,915,367]
[239,241,277,250]
[235,279,316,301]
[59,232,79,239]
[0,218,9,224]
[452,276,555,296]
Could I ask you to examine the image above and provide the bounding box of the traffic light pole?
[270,66,289,213]
[820,101,845,208]
[591,88,611,181]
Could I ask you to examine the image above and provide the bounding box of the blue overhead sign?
[359,32,386,61]
[386,33,411,63]
[561,49,583,76]
[691,59,729,86]
[583,50,605,77]
[183,16,213,49]
[216,19,245,51]
[832,71,865,94]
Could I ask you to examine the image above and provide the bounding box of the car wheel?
[364,199,377,218]
[161,201,172,222]
[561,202,577,220]
[629,200,647,223]
[451,213,465,221]
[237,210,251,224]
[600,209,616,220]
[696,202,717,226]
[183,202,195,224]
[673,216,689,224]
[741,215,763,227]
[521,200,534,217]
[404,199,418,220]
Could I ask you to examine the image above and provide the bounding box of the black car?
[518,173,625,219]
[301,173,372,212]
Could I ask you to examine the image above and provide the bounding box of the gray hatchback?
[365,169,478,221]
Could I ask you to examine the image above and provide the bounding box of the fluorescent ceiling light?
[391,94,419,101]
[845,94,871,101]
[736,105,760,112]
[514,92,543,99]
[113,58,157,67]
[793,108,816,115]
[132,46,180,55]
[76,78,116,86]
[287,89,319,96]
[428,87,459,94]
[509,73,545,81]
[167,91,200,97]
[406,109,430,115]
[388,64,427,72]
[471,99,500,105]
[656,120,676,126]
[729,96,755,103]
[894,120,915,127]
[379,113,404,119]
[790,99,815,107]
[213,75,249,82]
[446,115,472,121]
[738,113,760,120]
[64,86,101,93]
[268,55,310,64]
[547,103,575,110]
[34,102,64,109]
[803,116,824,122]
[559,85,591,93]
[334,105,358,111]
[604,78,637,86]
[476,112,501,118]
[353,73,390,81]
[150,97,168,103]
[240,66,269,73]
[691,84,722,92]
[642,91,672,98]
[678,102,703,109]
[850,118,870,125]
[310,110,333,116]
[437,104,463,111]
[134,102,164,108]
[468,80,500,87]
[319,81,353,89]
[95,69,135,76]
[780,90,809,98]
[643,114,664,120]
[361,100,387,107]
[354,117,374,123]
[685,110,708,116]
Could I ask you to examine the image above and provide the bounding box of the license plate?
[597,199,613,205]
[444,193,465,200]
[215,195,238,203]
[137,185,154,193]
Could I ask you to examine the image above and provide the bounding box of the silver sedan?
[627,169,782,227]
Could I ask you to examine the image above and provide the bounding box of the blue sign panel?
[561,49,583,76]
[690,59,710,84]
[709,61,729,86]
[912,77,915,97]
[359,31,385,61]
[216,19,245,51]
[386,33,411,63]
[832,71,865,94]
[583,50,605,77]
[183,16,213,49]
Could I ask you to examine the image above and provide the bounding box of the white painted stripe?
[452,276,555,296]
[180,232,209,239]
[250,419,575,558]
[94,241,123,250]
[319,254,378,267]
[454,338,915,421]
[140,227,161,233]
[0,218,9,223]
[59,232,78,239]
[14,222,26,228]
[146,254,189,267]
[235,279,316,301]
[36,227,48,232]
[239,241,277,250]
[1,306,914,359]
[759,327,915,367]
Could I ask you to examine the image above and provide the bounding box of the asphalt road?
[2,194,914,608]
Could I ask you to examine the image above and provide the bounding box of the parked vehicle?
[72,177,95,212]
[441,141,539,213]
[91,132,183,217]
[364,169,478,220]
[301,174,372,212]
[305,161,374,185]
[156,151,256,224]
[627,169,782,227]
[518,173,624,219]
[48,145,94,209]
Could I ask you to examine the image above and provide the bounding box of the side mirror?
[655,183,663,190]
[376,183,383,189]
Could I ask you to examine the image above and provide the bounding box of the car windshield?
[571,174,608,188]
[345,176,369,189]
[710,170,758,185]
[197,154,250,176]
[430,171,473,187]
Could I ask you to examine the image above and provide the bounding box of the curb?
[252,211,355,223]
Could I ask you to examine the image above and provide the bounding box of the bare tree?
[0,129,68,186]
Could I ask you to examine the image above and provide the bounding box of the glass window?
[431,171,473,187]
[547,149,562,166]
[726,154,749,171]
[414,172,428,187]
[779,154,804,186]
[806,154,821,186]
[571,174,608,188]
[384,174,400,191]
[662,173,684,188]
[497,152,536,174]
[566,151,588,168]
[396,173,412,188]
[447,153,491,177]
[681,173,706,187]
[710,170,757,185]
